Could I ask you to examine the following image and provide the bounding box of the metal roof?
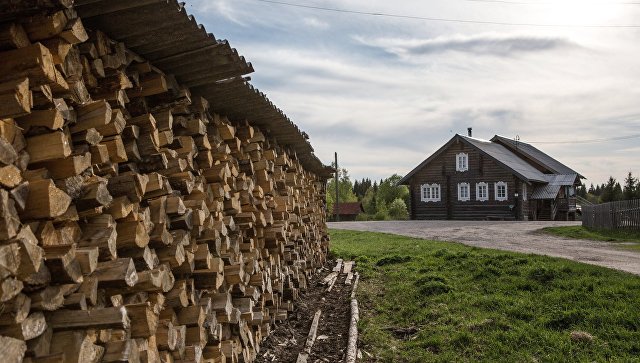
[461,136,548,183]
[73,0,332,178]
[491,135,583,178]
[530,174,578,199]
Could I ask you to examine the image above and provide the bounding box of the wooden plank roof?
[73,0,332,178]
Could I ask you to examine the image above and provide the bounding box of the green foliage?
[354,174,410,220]
[543,226,640,251]
[388,198,409,220]
[587,173,640,203]
[355,213,370,221]
[623,171,640,200]
[326,167,357,218]
[330,229,640,362]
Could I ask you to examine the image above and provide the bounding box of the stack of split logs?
[0,2,330,362]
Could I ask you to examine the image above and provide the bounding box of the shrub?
[388,198,409,220]
[355,213,370,221]
[373,210,389,220]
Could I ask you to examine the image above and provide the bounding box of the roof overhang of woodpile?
[71,0,332,179]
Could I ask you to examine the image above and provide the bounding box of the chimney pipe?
[467,127,472,137]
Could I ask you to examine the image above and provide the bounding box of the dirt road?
[328,221,640,276]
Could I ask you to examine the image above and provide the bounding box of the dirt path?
[328,221,640,276]
[256,260,353,363]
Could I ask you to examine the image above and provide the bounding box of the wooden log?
[42,245,83,284]
[49,330,103,363]
[0,293,31,324]
[0,78,31,118]
[0,276,23,302]
[0,190,20,239]
[345,299,360,363]
[12,226,43,279]
[26,131,71,163]
[72,100,111,133]
[102,339,139,363]
[0,335,27,363]
[21,178,71,219]
[47,306,129,331]
[126,303,158,338]
[0,43,56,86]
[37,152,92,179]
[91,258,138,288]
[0,311,46,340]
[0,23,30,51]
[21,10,67,41]
[59,17,88,45]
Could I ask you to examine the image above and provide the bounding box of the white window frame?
[522,183,527,201]
[457,182,470,201]
[456,153,469,172]
[421,183,441,202]
[476,182,488,202]
[495,181,508,201]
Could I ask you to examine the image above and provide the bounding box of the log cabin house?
[399,130,583,221]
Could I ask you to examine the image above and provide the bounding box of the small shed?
[333,202,364,221]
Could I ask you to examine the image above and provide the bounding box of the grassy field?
[330,229,640,362]
[543,226,640,251]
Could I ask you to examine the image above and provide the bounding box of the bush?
[355,213,370,221]
[388,198,409,220]
[373,210,389,220]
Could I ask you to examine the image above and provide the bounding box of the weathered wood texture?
[409,139,528,220]
[0,4,330,363]
[583,199,640,231]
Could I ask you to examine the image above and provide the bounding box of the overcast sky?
[184,0,640,186]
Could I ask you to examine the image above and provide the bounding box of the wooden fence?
[582,199,640,231]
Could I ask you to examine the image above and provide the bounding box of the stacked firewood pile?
[0,3,330,362]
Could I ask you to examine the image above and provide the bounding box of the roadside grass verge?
[330,229,640,362]
[543,226,640,251]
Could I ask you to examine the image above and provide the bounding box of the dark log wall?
[409,139,530,220]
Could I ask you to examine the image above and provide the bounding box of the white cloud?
[183,0,640,184]
[303,17,329,30]
[355,33,581,58]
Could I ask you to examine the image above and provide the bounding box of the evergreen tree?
[623,171,638,200]
[601,177,622,202]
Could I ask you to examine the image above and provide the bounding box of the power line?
[251,0,640,28]
[527,134,640,144]
[463,0,640,4]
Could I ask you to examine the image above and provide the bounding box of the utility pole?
[334,152,339,222]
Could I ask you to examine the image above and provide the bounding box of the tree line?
[578,172,640,203]
[326,168,410,221]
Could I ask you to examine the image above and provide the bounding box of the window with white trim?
[458,182,470,201]
[522,183,527,201]
[421,183,441,202]
[476,182,488,201]
[456,153,468,172]
[495,181,508,201]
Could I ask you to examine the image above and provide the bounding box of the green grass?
[543,226,640,252]
[330,229,640,362]
[542,225,640,243]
